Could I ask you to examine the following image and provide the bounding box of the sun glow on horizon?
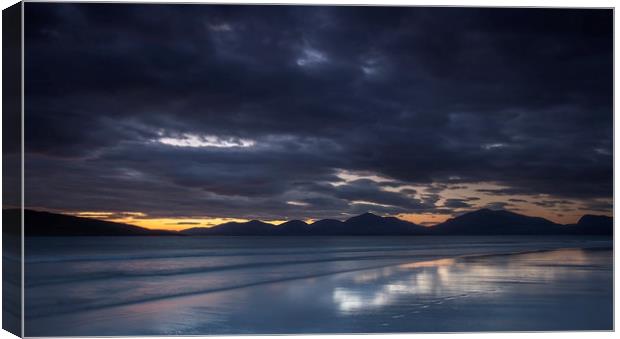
[67,211,456,230]
[64,211,286,231]
[61,196,612,232]
[397,213,452,227]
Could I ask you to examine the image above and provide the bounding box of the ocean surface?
[24,236,613,335]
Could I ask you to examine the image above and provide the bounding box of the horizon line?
[10,207,613,232]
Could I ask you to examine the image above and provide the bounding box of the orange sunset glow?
[68,211,287,231]
[62,199,612,231]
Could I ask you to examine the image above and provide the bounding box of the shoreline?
[26,243,612,320]
[26,245,613,335]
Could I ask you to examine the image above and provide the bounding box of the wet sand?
[25,237,612,335]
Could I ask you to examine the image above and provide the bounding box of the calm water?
[25,236,612,335]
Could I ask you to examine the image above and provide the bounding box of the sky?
[18,4,613,230]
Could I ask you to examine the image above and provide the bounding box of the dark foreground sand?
[25,236,612,335]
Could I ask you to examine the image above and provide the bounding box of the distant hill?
[181,212,428,236]
[274,220,311,235]
[7,209,178,236]
[432,209,613,236]
[10,208,613,237]
[182,220,274,236]
[309,212,429,235]
[565,214,613,235]
[431,209,564,235]
[308,218,344,234]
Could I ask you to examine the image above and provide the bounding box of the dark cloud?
[583,200,614,212]
[24,4,612,220]
[442,199,472,209]
[532,200,575,208]
[484,202,513,211]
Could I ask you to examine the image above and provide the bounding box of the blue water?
[24,236,613,335]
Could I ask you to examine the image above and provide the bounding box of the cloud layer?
[23,4,613,221]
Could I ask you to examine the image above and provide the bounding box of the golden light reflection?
[399,258,455,269]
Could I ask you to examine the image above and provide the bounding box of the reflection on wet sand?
[335,258,457,312]
[27,247,612,335]
[332,248,600,316]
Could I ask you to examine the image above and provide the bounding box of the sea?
[24,235,613,335]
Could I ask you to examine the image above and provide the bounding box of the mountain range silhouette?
[5,208,612,237]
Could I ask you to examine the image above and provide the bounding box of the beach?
[25,236,612,335]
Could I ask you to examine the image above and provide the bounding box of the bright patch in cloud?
[351,200,393,208]
[208,23,233,32]
[594,148,611,155]
[70,211,147,219]
[297,48,328,66]
[332,169,392,186]
[157,134,255,148]
[482,143,507,150]
[287,201,310,206]
[361,57,381,75]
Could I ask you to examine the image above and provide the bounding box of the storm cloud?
[23,4,613,221]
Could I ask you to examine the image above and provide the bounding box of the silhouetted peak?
[472,208,505,214]
[311,218,342,226]
[274,220,310,234]
[19,209,178,236]
[346,212,382,222]
[433,208,560,235]
[280,220,307,226]
[457,208,518,219]
[361,212,379,216]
